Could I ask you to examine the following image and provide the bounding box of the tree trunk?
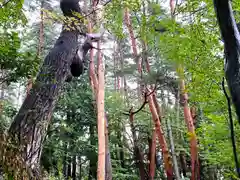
[148,94,174,179]
[105,114,112,180]
[179,150,187,177]
[63,143,68,180]
[148,129,156,180]
[67,149,71,179]
[118,131,125,169]
[78,156,82,180]
[129,112,147,180]
[6,1,88,178]
[72,155,76,180]
[179,78,199,180]
[89,124,97,180]
[213,0,240,124]
[166,118,180,180]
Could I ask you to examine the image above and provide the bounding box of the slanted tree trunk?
[5,1,88,178]
[213,0,240,124]
[124,7,173,178]
[148,94,174,179]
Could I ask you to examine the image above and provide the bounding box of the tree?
[1,0,94,178]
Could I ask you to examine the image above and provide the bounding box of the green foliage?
[2,0,240,179]
[0,0,40,83]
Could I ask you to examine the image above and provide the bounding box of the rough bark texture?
[213,0,240,124]
[9,28,79,173]
[6,1,86,178]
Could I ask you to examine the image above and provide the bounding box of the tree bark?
[63,143,68,180]
[89,123,97,180]
[72,155,76,180]
[105,114,112,180]
[213,0,240,124]
[97,37,106,180]
[179,78,199,180]
[78,156,82,180]
[166,118,180,180]
[6,1,86,178]
[148,129,156,180]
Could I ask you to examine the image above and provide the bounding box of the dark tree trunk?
[119,141,125,169]
[129,113,147,180]
[7,29,79,178]
[179,150,187,177]
[213,0,240,123]
[88,123,97,180]
[105,114,112,180]
[63,143,68,180]
[214,1,240,178]
[78,156,82,180]
[72,155,76,180]
[148,136,152,172]
[5,1,90,178]
[67,147,72,179]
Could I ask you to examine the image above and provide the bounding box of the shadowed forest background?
[0,0,240,179]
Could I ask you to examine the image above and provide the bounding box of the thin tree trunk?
[89,123,97,180]
[149,129,156,180]
[78,156,82,180]
[117,128,125,169]
[72,155,76,180]
[179,150,187,177]
[124,8,143,99]
[105,114,112,180]
[67,150,71,179]
[180,78,199,180]
[129,112,147,180]
[124,8,173,178]
[96,31,106,180]
[166,116,180,180]
[148,94,174,179]
[63,143,68,180]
